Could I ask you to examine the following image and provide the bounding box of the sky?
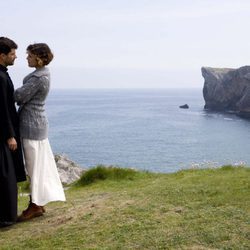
[1,0,250,89]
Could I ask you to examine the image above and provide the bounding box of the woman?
[14,43,65,222]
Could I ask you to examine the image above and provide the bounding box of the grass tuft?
[74,165,137,186]
[220,164,235,170]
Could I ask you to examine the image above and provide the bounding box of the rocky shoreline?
[55,154,85,185]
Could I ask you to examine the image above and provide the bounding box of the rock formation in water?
[201,66,250,116]
[179,104,189,109]
[55,154,85,185]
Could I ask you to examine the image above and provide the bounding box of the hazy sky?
[2,0,250,88]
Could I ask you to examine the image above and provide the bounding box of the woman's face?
[26,51,38,68]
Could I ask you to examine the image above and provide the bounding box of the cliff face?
[201,66,250,115]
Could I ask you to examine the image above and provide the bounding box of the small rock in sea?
[179,104,189,109]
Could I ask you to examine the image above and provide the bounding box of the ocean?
[46,88,250,172]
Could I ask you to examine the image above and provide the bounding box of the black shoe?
[0,221,15,228]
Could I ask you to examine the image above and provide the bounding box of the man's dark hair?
[0,37,18,54]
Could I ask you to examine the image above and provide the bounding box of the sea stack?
[201,66,250,117]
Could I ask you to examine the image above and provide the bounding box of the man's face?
[0,49,17,67]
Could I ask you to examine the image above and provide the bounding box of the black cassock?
[0,65,26,224]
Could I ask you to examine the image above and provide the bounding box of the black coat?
[0,65,26,182]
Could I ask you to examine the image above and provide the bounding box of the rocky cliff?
[201,66,250,116]
[55,154,85,185]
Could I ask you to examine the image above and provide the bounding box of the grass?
[74,165,137,186]
[0,165,249,249]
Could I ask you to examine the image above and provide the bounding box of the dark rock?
[201,66,250,116]
[237,110,250,119]
[179,104,189,109]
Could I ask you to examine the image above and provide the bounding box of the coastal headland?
[1,164,249,249]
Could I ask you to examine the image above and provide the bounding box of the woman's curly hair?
[27,43,53,66]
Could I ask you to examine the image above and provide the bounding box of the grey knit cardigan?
[14,67,50,140]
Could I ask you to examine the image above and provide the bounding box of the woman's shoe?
[40,206,46,213]
[17,203,43,222]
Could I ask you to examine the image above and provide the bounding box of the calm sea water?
[46,88,250,172]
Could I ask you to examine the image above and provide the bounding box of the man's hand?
[7,137,17,151]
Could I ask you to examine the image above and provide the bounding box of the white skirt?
[22,138,66,206]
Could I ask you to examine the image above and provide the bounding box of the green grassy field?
[0,165,249,249]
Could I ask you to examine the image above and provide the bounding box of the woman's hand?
[7,137,17,151]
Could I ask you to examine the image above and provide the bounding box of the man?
[0,37,26,227]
